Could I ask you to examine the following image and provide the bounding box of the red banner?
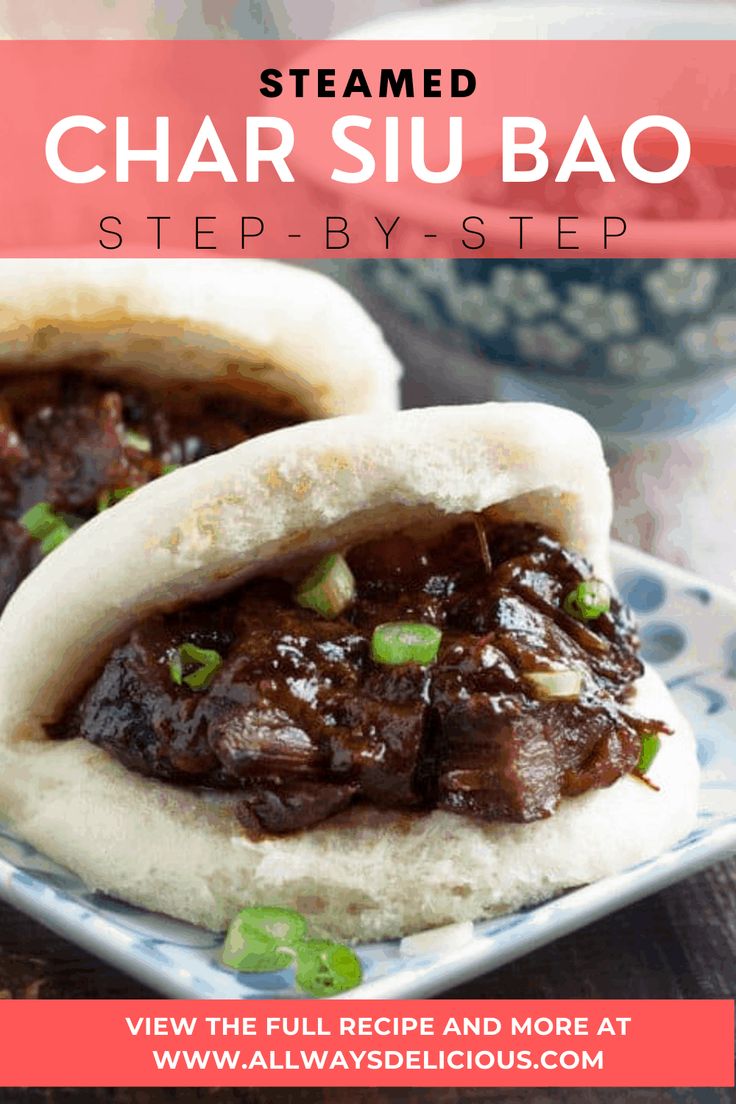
[1,40,736,257]
[0,1000,732,1088]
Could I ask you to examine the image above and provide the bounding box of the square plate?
[1,543,735,999]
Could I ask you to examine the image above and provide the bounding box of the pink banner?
[0,1000,732,1087]
[1,40,735,257]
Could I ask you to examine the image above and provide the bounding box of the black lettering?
[259,69,282,97]
[195,215,216,250]
[558,215,579,250]
[288,68,310,97]
[99,215,122,250]
[146,215,170,250]
[379,69,414,98]
[344,69,372,97]
[424,69,442,97]
[509,215,533,249]
[241,216,265,249]
[604,215,627,249]
[462,216,485,250]
[317,69,335,97]
[452,69,476,97]
[374,215,400,249]
[326,216,349,249]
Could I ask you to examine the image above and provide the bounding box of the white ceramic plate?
[0,542,734,999]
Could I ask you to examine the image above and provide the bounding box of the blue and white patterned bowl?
[354,259,736,437]
[340,3,736,437]
[0,542,734,999]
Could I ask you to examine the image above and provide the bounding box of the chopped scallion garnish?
[162,463,180,475]
[124,428,152,453]
[637,733,661,775]
[525,668,583,699]
[97,487,135,512]
[19,502,72,555]
[169,642,222,691]
[20,502,61,540]
[220,906,362,996]
[40,524,72,554]
[563,578,611,621]
[295,553,355,619]
[371,622,442,666]
[293,939,363,998]
[222,907,305,973]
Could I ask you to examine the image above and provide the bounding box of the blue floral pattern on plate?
[0,544,734,999]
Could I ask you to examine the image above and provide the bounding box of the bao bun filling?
[0,367,305,611]
[53,519,670,837]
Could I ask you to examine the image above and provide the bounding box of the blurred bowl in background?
[343,0,736,42]
[345,1,736,439]
[353,259,736,436]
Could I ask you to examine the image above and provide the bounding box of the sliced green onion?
[124,428,152,453]
[20,502,72,555]
[222,927,292,973]
[169,642,222,691]
[40,523,72,554]
[20,502,61,540]
[294,939,362,997]
[295,552,355,619]
[564,579,611,621]
[97,487,135,512]
[235,905,306,945]
[637,733,661,775]
[525,667,583,700]
[222,907,306,973]
[371,622,442,666]
[162,463,180,475]
[220,906,361,994]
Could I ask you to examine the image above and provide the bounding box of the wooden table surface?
[1,854,734,1103]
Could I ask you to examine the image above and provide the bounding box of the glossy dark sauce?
[55,521,669,836]
[0,368,303,611]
